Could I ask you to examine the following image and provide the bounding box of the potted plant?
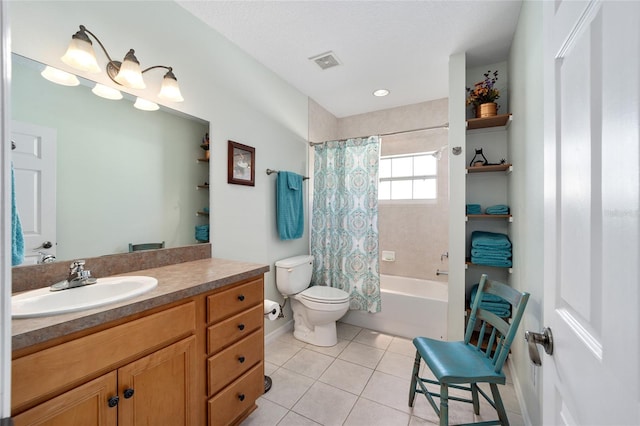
[466,70,500,118]
[200,133,210,159]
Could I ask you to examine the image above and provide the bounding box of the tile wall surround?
[12,243,212,293]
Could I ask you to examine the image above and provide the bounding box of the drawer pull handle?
[238,294,245,301]
[108,396,119,408]
[238,393,246,402]
[238,323,245,331]
[238,356,245,363]
[123,388,135,399]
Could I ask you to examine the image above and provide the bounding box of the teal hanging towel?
[11,162,24,266]
[276,171,304,240]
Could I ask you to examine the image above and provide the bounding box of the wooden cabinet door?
[12,371,117,426]
[118,336,197,426]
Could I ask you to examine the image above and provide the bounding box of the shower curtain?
[311,136,381,313]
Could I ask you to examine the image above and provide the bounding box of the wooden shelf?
[465,260,513,273]
[196,211,209,216]
[466,113,512,130]
[197,158,209,163]
[197,185,209,190]
[466,214,512,222]
[466,163,512,174]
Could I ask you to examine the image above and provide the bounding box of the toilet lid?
[299,286,350,303]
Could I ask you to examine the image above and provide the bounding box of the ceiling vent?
[309,51,341,70]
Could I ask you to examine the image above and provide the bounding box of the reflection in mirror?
[11,53,210,265]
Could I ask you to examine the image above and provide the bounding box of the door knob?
[34,241,53,250]
[525,327,553,366]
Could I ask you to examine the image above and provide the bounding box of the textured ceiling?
[177,1,522,118]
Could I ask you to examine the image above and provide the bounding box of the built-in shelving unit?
[465,113,514,293]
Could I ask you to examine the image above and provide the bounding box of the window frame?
[378,151,438,202]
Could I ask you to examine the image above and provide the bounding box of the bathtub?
[341,274,448,340]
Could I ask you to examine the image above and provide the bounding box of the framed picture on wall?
[227,140,255,186]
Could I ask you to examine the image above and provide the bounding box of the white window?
[379,152,437,200]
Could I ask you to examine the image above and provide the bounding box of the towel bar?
[266,168,309,180]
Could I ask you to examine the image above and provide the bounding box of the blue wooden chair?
[408,274,529,426]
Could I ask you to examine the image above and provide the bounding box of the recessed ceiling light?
[373,89,390,97]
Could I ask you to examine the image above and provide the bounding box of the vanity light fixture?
[373,89,390,97]
[133,97,159,111]
[91,83,123,100]
[61,25,184,102]
[41,66,80,86]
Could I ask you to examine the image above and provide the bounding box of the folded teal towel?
[277,172,304,240]
[195,224,209,242]
[470,284,511,317]
[471,231,512,249]
[11,162,24,266]
[486,204,509,214]
[466,204,481,214]
[471,248,512,260]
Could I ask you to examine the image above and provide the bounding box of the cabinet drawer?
[207,279,263,323]
[207,304,263,354]
[13,301,196,413]
[208,362,263,426]
[207,330,263,397]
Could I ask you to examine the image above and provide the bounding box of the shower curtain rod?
[308,122,449,146]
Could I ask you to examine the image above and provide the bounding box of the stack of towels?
[466,204,510,215]
[470,231,512,267]
[466,204,482,215]
[485,204,509,215]
[470,283,511,318]
[195,224,209,242]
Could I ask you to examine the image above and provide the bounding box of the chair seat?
[413,337,506,385]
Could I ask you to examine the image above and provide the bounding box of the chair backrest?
[464,274,530,374]
[128,241,165,252]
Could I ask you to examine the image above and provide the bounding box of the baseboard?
[264,319,294,345]
[508,359,533,426]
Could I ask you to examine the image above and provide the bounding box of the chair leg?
[471,383,480,415]
[439,383,449,426]
[490,383,510,426]
[408,350,421,407]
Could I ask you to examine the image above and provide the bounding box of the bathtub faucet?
[440,252,449,262]
[436,269,449,276]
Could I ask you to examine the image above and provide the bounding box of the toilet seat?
[298,286,349,304]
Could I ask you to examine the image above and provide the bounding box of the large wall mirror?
[11,53,210,266]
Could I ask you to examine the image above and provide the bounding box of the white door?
[542,1,640,424]
[11,120,56,265]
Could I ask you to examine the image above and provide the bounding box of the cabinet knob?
[238,323,245,331]
[238,393,245,402]
[108,396,119,408]
[123,388,135,399]
[238,356,245,363]
[237,294,245,301]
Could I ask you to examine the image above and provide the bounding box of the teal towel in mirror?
[12,162,24,266]
[277,171,304,240]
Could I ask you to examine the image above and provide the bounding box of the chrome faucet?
[50,260,98,291]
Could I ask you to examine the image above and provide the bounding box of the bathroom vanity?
[11,257,269,426]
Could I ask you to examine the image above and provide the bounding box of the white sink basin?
[12,276,158,319]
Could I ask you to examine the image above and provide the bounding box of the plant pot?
[476,102,497,118]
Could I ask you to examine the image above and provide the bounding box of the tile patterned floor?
[243,323,525,426]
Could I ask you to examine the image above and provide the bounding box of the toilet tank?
[275,255,313,295]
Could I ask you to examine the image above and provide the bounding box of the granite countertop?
[12,257,270,351]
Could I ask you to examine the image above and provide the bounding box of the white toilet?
[275,255,350,347]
